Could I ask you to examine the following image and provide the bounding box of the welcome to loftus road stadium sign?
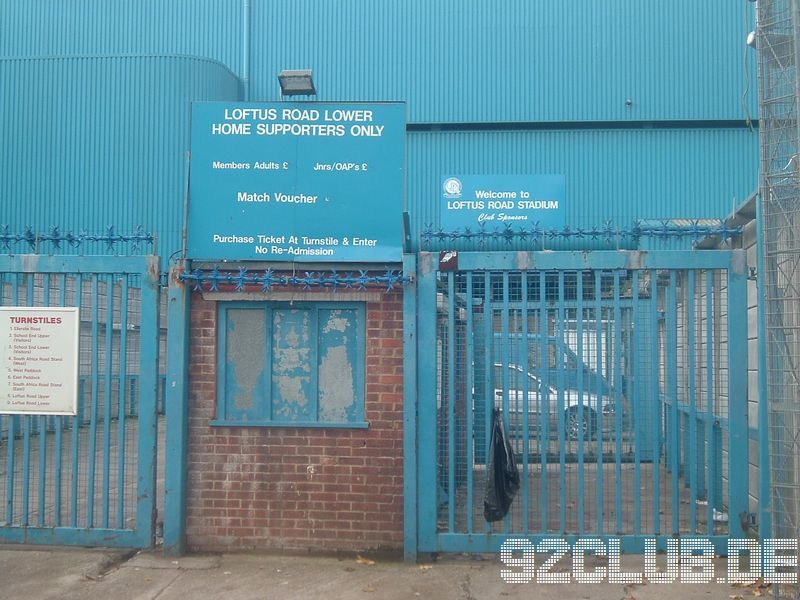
[187,101,405,262]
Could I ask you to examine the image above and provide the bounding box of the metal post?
[163,259,190,556]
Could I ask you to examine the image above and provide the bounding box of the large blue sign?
[187,102,405,262]
[440,175,565,230]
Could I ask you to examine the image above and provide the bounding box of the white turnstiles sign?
[0,307,79,415]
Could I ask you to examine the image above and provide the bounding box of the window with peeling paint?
[214,302,366,427]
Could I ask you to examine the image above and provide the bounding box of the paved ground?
[0,545,776,600]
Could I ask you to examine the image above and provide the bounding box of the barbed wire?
[420,220,742,249]
[179,268,410,293]
[0,225,154,252]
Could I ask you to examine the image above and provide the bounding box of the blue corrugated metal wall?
[0,56,239,255]
[407,128,758,250]
[251,0,756,122]
[2,0,756,122]
[0,1,758,258]
[0,2,244,79]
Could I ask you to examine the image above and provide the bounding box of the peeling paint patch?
[272,309,312,419]
[319,345,355,421]
[322,310,349,333]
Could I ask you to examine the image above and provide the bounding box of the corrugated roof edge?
[0,54,239,80]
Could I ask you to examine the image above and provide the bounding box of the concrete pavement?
[0,546,773,600]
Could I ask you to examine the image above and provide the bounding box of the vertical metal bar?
[416,253,438,550]
[613,271,623,534]
[0,271,4,522]
[38,275,51,527]
[687,270,698,533]
[483,271,492,535]
[595,270,603,534]
[5,276,20,525]
[70,274,83,527]
[54,273,66,526]
[86,275,100,527]
[557,271,566,533]
[117,276,129,529]
[539,271,548,532]
[576,271,585,534]
[21,417,30,526]
[446,272,456,533]
[706,271,715,535]
[129,374,136,417]
[520,271,529,534]
[102,274,114,528]
[163,261,191,554]
[264,307,272,422]
[632,271,641,535]
[651,271,660,535]
[667,271,679,535]
[402,254,418,561]
[135,256,161,546]
[21,275,34,526]
[501,271,510,532]
[0,271,3,459]
[727,255,749,538]
[755,192,772,539]
[465,272,474,534]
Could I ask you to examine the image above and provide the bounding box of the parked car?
[491,363,616,441]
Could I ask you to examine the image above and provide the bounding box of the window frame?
[211,300,368,428]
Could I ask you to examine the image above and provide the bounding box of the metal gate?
[0,254,160,547]
[409,250,749,555]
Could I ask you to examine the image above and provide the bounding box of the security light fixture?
[277,69,316,96]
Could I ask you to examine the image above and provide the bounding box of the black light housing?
[277,69,316,96]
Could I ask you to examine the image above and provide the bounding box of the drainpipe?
[242,0,251,101]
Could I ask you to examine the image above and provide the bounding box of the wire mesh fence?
[758,0,800,596]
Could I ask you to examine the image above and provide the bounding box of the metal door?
[0,255,160,547]
[409,250,749,555]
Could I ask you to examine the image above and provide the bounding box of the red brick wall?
[185,291,404,552]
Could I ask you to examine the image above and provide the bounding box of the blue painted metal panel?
[439,174,565,231]
[216,301,366,426]
[187,101,405,262]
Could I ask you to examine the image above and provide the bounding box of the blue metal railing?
[1,374,166,441]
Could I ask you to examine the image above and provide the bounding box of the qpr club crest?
[443,177,462,199]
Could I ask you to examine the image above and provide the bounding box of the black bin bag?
[483,408,521,522]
